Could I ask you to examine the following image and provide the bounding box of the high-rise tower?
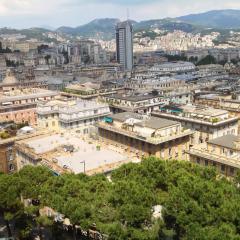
[116,21,133,71]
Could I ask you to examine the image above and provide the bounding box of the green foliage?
[0,131,10,139]
[211,118,219,123]
[1,158,240,239]
[164,54,188,62]
[197,55,217,65]
[36,215,53,227]
[18,165,52,199]
[0,42,12,53]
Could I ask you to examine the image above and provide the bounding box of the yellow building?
[153,105,239,145]
[187,134,240,177]
[97,112,194,160]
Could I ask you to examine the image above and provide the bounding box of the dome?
[2,69,18,85]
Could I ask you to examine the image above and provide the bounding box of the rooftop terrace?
[17,132,128,175]
[0,88,58,104]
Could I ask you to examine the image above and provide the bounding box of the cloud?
[0,0,240,28]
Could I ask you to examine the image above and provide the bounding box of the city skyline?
[1,0,240,29]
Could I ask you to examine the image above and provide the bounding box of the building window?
[169,148,172,156]
[221,164,225,172]
[196,158,200,164]
[230,167,235,175]
[205,160,208,166]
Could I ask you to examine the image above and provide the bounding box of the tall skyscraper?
[116,21,133,71]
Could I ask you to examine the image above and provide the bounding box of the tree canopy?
[1,158,240,239]
[196,55,217,66]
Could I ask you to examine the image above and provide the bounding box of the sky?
[1,0,240,29]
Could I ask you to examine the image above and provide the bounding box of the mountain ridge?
[178,9,240,29]
[55,9,240,39]
[1,9,240,41]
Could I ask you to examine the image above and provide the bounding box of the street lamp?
[80,160,86,173]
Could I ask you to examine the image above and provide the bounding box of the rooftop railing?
[97,122,194,145]
[153,112,239,126]
[59,112,110,123]
[187,147,240,168]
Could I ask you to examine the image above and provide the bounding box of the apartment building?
[0,88,58,125]
[149,61,196,74]
[102,91,169,114]
[125,75,187,91]
[37,98,110,133]
[97,112,194,160]
[195,94,240,117]
[195,94,240,133]
[168,91,192,105]
[0,139,15,173]
[194,93,231,109]
[0,128,39,174]
[0,69,48,92]
[187,135,240,177]
[152,105,239,145]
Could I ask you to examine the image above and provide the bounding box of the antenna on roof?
[127,8,130,20]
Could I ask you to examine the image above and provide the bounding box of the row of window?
[196,158,235,175]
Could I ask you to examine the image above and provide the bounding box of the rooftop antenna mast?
[127,8,130,20]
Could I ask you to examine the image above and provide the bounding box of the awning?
[104,117,113,123]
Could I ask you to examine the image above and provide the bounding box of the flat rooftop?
[107,92,163,102]
[20,133,127,174]
[0,88,58,103]
[38,99,109,114]
[150,61,195,69]
[111,112,180,129]
[181,105,228,118]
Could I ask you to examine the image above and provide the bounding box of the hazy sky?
[1,0,240,29]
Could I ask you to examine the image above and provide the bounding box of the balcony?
[187,147,240,169]
[37,107,59,115]
[59,112,110,123]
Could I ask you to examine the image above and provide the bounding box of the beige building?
[0,139,15,174]
[0,69,48,92]
[15,42,39,53]
[0,129,40,174]
[187,135,240,177]
[152,105,239,145]
[103,91,169,114]
[195,95,240,133]
[97,112,194,160]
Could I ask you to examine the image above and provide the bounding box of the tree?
[0,174,23,237]
[1,159,240,239]
[196,55,217,66]
[19,165,52,199]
